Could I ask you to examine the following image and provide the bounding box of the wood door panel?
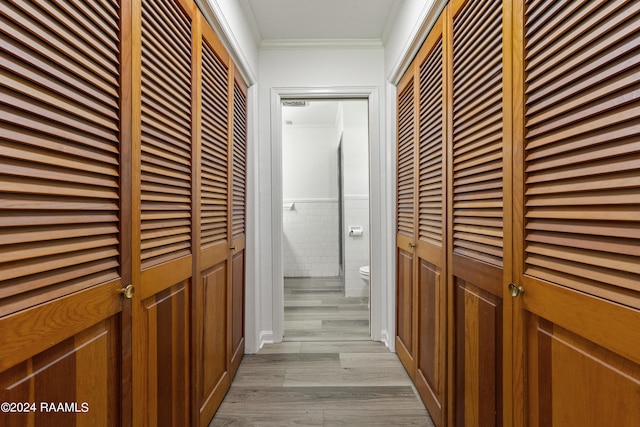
[396,247,414,367]
[455,279,502,427]
[0,316,120,427]
[141,282,190,427]
[527,315,640,427]
[230,246,245,378]
[199,261,228,425]
[416,259,444,424]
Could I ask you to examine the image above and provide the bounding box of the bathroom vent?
[282,100,308,107]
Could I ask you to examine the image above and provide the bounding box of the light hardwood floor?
[210,278,435,426]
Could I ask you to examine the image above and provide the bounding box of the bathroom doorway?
[281,99,370,341]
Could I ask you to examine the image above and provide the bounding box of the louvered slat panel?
[140,0,191,268]
[232,82,247,239]
[418,39,444,247]
[0,0,121,311]
[200,40,229,248]
[397,80,415,238]
[524,0,640,300]
[452,0,504,267]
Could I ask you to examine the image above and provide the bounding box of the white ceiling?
[244,0,403,42]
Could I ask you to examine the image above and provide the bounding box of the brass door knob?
[408,243,415,249]
[509,283,524,297]
[120,284,135,299]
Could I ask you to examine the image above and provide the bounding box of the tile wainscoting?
[283,199,340,277]
[283,197,369,292]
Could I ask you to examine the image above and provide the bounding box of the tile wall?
[283,200,339,277]
[282,197,369,294]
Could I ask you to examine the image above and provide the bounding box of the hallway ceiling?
[244,0,403,42]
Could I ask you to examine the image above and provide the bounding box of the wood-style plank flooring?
[283,277,370,341]
[210,277,434,426]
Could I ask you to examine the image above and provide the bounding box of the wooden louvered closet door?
[229,71,247,378]
[133,0,194,425]
[395,66,418,376]
[0,0,129,425]
[448,0,510,425]
[194,14,232,427]
[513,1,640,425]
[413,12,447,427]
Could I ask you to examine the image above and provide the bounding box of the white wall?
[282,127,338,200]
[342,101,370,197]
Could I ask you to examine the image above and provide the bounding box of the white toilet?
[359,265,370,283]
[359,266,370,308]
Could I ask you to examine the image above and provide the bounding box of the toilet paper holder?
[348,226,363,236]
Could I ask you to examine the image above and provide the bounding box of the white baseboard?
[259,330,274,351]
[380,329,394,352]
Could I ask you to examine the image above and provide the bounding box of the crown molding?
[387,0,447,84]
[260,38,384,50]
[196,0,258,85]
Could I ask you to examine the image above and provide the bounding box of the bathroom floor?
[284,277,370,341]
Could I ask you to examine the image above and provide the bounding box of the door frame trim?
[269,86,385,344]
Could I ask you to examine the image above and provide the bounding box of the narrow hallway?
[210,340,434,426]
[210,278,432,426]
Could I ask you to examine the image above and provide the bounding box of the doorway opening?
[281,99,370,341]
